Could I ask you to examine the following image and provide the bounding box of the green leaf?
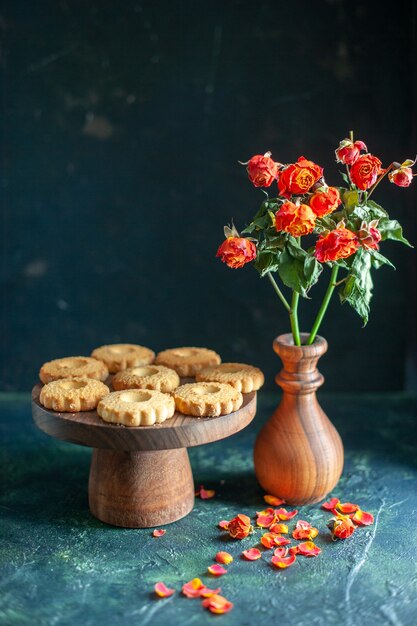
[339,171,350,184]
[277,248,308,296]
[365,200,389,219]
[264,234,287,250]
[343,190,359,210]
[370,250,396,270]
[286,237,308,261]
[304,254,323,289]
[254,250,281,277]
[339,248,373,325]
[378,219,413,247]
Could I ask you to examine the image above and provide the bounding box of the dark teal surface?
[1,391,417,625]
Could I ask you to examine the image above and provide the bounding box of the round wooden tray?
[31,384,257,528]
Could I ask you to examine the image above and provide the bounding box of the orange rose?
[216,237,257,269]
[350,154,382,190]
[247,152,280,187]
[228,514,253,539]
[315,227,359,263]
[278,156,323,198]
[335,139,367,165]
[309,187,341,217]
[388,166,413,187]
[327,516,356,540]
[357,220,381,250]
[275,201,316,237]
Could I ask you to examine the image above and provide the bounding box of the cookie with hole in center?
[40,377,110,412]
[97,389,175,426]
[154,347,221,377]
[173,382,243,417]
[39,356,109,384]
[91,343,155,373]
[112,365,180,393]
[196,363,264,393]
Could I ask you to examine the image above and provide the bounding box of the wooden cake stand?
[31,384,257,528]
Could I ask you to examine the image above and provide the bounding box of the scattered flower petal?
[336,502,359,514]
[322,497,340,511]
[208,564,227,576]
[351,509,374,526]
[271,554,296,569]
[289,546,299,555]
[269,523,289,534]
[296,541,321,557]
[152,529,166,537]
[154,582,175,598]
[242,548,262,561]
[275,508,298,521]
[264,494,285,506]
[200,587,221,598]
[215,551,233,564]
[228,514,253,539]
[256,513,277,528]
[273,547,288,558]
[327,515,356,540]
[261,533,291,549]
[182,578,206,598]
[202,594,234,614]
[218,520,230,530]
[292,520,319,540]
[195,485,216,499]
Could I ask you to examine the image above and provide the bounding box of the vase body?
[254,333,343,505]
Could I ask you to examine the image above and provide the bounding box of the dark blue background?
[1,0,416,392]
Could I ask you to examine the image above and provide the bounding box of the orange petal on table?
[256,513,277,528]
[215,551,233,564]
[208,564,227,576]
[296,541,321,557]
[154,582,175,598]
[269,523,289,534]
[350,508,374,526]
[182,578,206,598]
[218,520,230,530]
[261,533,290,548]
[195,485,216,499]
[256,507,275,517]
[152,529,166,537]
[336,502,359,514]
[289,546,299,555]
[264,494,285,506]
[275,508,298,521]
[200,586,222,598]
[273,547,289,558]
[271,554,296,569]
[322,497,340,510]
[242,548,262,561]
[202,594,234,614]
[292,520,318,540]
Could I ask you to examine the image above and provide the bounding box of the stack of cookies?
[38,343,264,427]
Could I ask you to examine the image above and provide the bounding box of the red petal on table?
[260,533,277,549]
[152,529,166,537]
[273,535,291,546]
[182,578,206,598]
[273,547,289,558]
[200,586,221,598]
[218,520,230,530]
[195,485,216,499]
[242,548,262,561]
[208,564,227,576]
[322,497,340,510]
[154,582,175,597]
[256,513,277,528]
[256,507,275,517]
[264,494,285,506]
[296,541,321,557]
[336,502,359,514]
[289,546,299,555]
[271,554,296,569]
[275,508,298,520]
[351,509,374,526]
[269,523,289,534]
[202,594,234,614]
[215,551,233,564]
[292,520,318,540]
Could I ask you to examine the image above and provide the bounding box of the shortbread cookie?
[97,389,175,426]
[155,347,221,377]
[112,365,180,393]
[91,343,155,373]
[39,356,108,384]
[173,382,243,417]
[40,377,110,413]
[196,363,264,393]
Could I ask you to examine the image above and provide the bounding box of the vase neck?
[273,333,327,395]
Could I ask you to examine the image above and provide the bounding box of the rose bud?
[327,515,356,540]
[275,201,316,237]
[216,237,257,269]
[350,154,383,190]
[246,152,281,188]
[315,226,359,263]
[357,220,381,251]
[309,187,341,218]
[335,139,367,165]
[388,166,413,188]
[228,514,253,539]
[278,156,323,198]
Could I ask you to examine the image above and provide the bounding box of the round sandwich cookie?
[39,377,110,413]
[155,347,221,377]
[112,365,180,393]
[39,356,108,384]
[173,382,243,417]
[196,363,264,393]
[91,343,155,373]
[97,389,175,426]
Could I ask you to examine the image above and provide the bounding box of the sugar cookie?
[173,382,243,417]
[39,356,108,384]
[155,347,221,377]
[91,343,155,373]
[97,389,175,426]
[196,363,264,393]
[39,377,110,412]
[112,365,180,393]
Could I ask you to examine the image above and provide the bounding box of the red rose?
[247,152,280,188]
[388,166,413,187]
[327,516,356,540]
[350,154,383,190]
[335,139,367,165]
[309,187,341,217]
[358,220,381,250]
[216,237,257,269]
[275,202,316,237]
[228,514,253,539]
[278,157,323,198]
[315,227,359,263]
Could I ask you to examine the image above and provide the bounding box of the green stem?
[267,273,291,312]
[307,265,339,345]
[290,290,301,346]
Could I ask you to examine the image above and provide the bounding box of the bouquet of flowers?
[217,133,414,346]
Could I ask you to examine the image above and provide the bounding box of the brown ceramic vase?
[254,333,343,505]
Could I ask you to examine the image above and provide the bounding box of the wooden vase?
[254,333,343,505]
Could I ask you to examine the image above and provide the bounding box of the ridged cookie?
[40,377,110,412]
[97,389,175,426]
[173,382,243,417]
[155,347,221,377]
[196,363,264,393]
[91,343,155,373]
[112,365,180,393]
[39,356,109,384]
